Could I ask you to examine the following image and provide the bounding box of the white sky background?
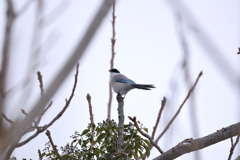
[0,0,239,159]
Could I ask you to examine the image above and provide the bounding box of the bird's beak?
[109,70,111,72]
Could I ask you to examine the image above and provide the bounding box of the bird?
[109,68,155,98]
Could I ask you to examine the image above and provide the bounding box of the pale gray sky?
[0,0,239,159]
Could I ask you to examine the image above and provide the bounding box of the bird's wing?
[114,74,136,84]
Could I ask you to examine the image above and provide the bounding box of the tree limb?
[117,94,124,149]
[108,0,117,120]
[153,122,240,160]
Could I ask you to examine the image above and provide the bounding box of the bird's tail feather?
[133,84,155,90]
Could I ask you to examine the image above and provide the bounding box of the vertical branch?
[117,94,124,150]
[107,0,116,120]
[37,71,44,97]
[86,93,95,151]
[0,0,16,137]
[87,93,94,125]
[38,149,42,160]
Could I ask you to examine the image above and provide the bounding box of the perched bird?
[109,68,155,98]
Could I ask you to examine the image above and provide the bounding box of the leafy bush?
[40,119,150,160]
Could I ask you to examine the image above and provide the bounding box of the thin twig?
[38,149,42,160]
[86,93,95,151]
[155,71,203,144]
[87,93,94,124]
[228,135,240,160]
[107,0,116,120]
[152,97,167,139]
[37,71,44,97]
[1,112,13,124]
[45,130,61,158]
[128,116,164,154]
[15,64,79,148]
[35,101,53,127]
[21,109,28,116]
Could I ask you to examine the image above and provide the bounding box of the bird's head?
[109,68,120,73]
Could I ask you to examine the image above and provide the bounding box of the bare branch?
[37,71,44,97]
[152,97,167,139]
[155,71,203,143]
[86,93,94,125]
[228,135,240,160]
[128,116,163,154]
[1,0,115,157]
[108,0,116,120]
[1,112,13,125]
[153,122,240,160]
[38,149,42,160]
[45,130,61,158]
[21,108,28,116]
[0,0,16,137]
[11,64,78,151]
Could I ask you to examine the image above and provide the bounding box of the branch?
[153,122,240,160]
[86,93,94,124]
[155,71,203,143]
[128,116,163,154]
[45,130,61,158]
[15,64,79,148]
[1,0,114,157]
[117,94,124,149]
[0,0,16,137]
[152,97,167,139]
[228,135,240,160]
[38,149,42,160]
[37,71,44,97]
[1,112,13,124]
[107,0,117,120]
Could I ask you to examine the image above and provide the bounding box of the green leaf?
[143,139,150,146]
[81,129,90,136]
[143,127,148,133]
[143,144,150,157]
[96,133,106,143]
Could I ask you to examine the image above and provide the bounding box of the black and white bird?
[109,69,155,98]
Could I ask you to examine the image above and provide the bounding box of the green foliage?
[40,119,150,160]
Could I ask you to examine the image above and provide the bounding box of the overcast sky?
[0,0,240,159]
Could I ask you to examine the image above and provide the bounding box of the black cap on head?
[109,68,120,73]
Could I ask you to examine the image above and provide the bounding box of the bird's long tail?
[133,84,155,90]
